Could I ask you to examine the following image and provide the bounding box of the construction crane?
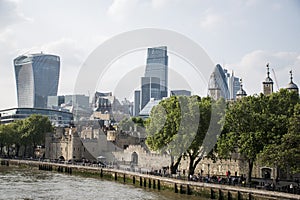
[272,68,279,91]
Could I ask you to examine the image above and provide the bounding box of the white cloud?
[107,0,139,21]
[0,28,18,49]
[41,38,90,95]
[151,0,172,9]
[42,38,86,67]
[272,2,281,11]
[199,9,224,30]
[228,50,300,95]
[245,0,259,7]
[0,0,32,32]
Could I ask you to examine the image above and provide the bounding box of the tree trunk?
[0,144,3,156]
[170,156,182,174]
[188,156,195,177]
[23,145,27,158]
[248,159,254,183]
[192,156,203,176]
[32,144,36,158]
[15,144,20,157]
[6,145,10,156]
[188,150,204,177]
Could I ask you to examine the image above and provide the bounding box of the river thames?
[0,166,207,200]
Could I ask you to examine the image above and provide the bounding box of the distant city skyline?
[0,0,299,109]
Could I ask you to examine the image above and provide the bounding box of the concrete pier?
[2,159,300,200]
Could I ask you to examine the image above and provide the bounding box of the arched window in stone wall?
[131,152,138,165]
[261,168,272,179]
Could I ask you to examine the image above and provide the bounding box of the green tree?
[118,117,145,131]
[146,95,224,176]
[260,103,300,175]
[18,115,53,157]
[131,117,145,127]
[282,103,300,174]
[217,89,299,182]
[12,120,26,157]
[146,95,183,174]
[0,124,5,155]
[217,95,265,182]
[0,123,20,156]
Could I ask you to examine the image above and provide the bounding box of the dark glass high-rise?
[144,46,168,98]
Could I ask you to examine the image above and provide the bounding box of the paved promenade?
[2,159,300,200]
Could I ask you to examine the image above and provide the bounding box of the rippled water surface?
[0,166,207,200]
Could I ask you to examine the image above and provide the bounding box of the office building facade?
[0,107,73,126]
[134,90,141,116]
[64,95,89,108]
[141,77,160,110]
[47,96,65,108]
[144,46,168,98]
[224,69,241,100]
[47,95,89,109]
[140,46,168,110]
[14,53,60,108]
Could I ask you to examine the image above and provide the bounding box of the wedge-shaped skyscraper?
[14,53,60,108]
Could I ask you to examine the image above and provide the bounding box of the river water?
[0,166,207,200]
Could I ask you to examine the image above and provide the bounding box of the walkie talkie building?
[14,53,60,108]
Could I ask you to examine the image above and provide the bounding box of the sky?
[0,0,299,109]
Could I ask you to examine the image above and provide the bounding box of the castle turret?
[236,79,247,100]
[263,63,274,95]
[286,70,298,95]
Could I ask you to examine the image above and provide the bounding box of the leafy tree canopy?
[217,89,300,181]
[146,95,225,175]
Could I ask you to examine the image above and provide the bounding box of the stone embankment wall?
[1,159,299,200]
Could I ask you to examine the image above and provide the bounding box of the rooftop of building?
[286,70,298,90]
[139,99,161,117]
[14,52,60,65]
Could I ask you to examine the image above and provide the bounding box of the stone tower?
[236,79,247,100]
[286,70,299,95]
[263,63,274,95]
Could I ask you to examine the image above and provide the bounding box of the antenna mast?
[272,68,279,91]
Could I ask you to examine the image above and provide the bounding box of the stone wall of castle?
[45,128,277,179]
[113,145,171,170]
[112,144,277,179]
[45,127,82,161]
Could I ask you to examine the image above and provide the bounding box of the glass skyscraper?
[224,69,241,100]
[141,77,160,110]
[133,90,141,116]
[14,53,60,108]
[144,46,168,98]
[208,64,230,100]
[139,46,168,111]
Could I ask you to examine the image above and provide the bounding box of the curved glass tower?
[14,53,60,108]
[208,64,230,100]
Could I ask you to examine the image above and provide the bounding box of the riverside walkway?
[1,158,300,200]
